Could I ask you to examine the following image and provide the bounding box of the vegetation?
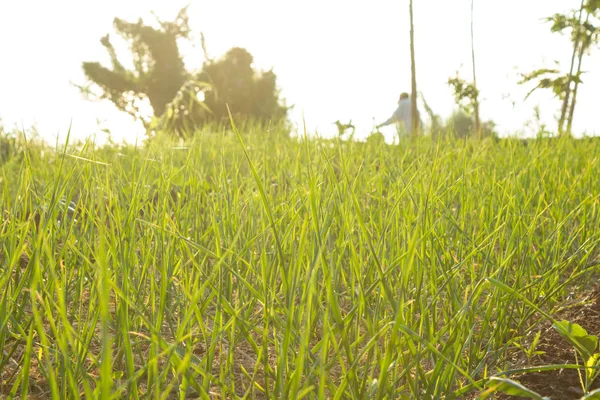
[420,91,496,139]
[518,0,599,136]
[2,126,600,398]
[2,1,600,399]
[445,110,497,139]
[79,7,288,138]
[446,73,494,139]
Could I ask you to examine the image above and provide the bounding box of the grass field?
[2,126,600,399]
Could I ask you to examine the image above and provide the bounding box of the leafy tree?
[446,111,497,139]
[518,0,599,135]
[419,91,495,139]
[448,72,480,116]
[80,7,191,127]
[80,8,288,137]
[447,72,491,139]
[564,0,600,133]
[152,79,212,136]
[197,47,288,124]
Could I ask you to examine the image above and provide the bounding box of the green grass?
[1,127,600,399]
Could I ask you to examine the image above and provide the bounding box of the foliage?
[446,111,497,138]
[513,331,546,366]
[81,8,288,137]
[518,68,576,100]
[81,7,191,126]
[147,80,212,137]
[481,320,600,399]
[0,121,8,163]
[553,320,600,392]
[484,378,600,399]
[518,0,599,135]
[0,126,41,166]
[483,377,551,400]
[417,91,495,139]
[448,72,480,115]
[447,72,487,138]
[3,130,600,398]
[525,105,554,139]
[366,130,385,144]
[333,120,355,139]
[196,47,289,125]
[547,10,599,48]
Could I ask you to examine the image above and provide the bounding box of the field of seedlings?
[2,128,600,399]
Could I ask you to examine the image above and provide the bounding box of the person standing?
[377,92,413,139]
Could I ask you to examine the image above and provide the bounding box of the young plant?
[481,377,550,400]
[483,377,600,400]
[553,320,600,393]
[513,331,546,364]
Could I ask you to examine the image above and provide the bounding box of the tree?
[197,47,288,124]
[80,7,191,127]
[80,7,288,137]
[518,0,599,136]
[446,111,496,139]
[409,0,419,136]
[558,0,586,134]
[445,0,481,139]
[156,47,289,136]
[470,0,481,138]
[447,72,481,138]
[566,0,600,132]
[420,90,495,139]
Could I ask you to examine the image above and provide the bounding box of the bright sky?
[1,0,598,143]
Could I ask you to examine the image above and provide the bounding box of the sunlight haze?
[1,0,598,143]
[4,2,600,397]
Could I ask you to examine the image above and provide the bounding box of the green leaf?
[553,320,599,357]
[486,377,550,399]
[581,388,600,399]
[586,353,600,369]
[585,0,600,13]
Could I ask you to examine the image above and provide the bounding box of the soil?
[489,286,600,400]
